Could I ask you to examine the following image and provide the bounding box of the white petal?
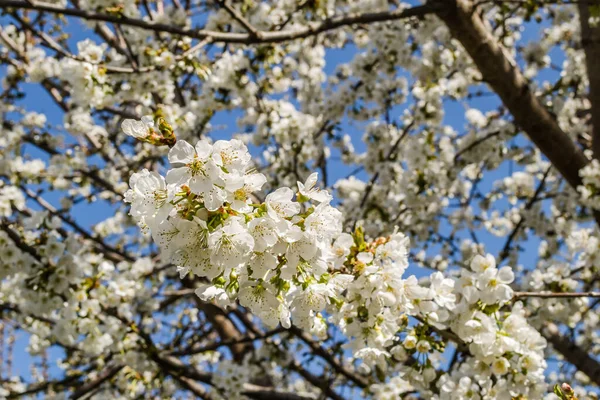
[166,167,190,186]
[169,140,195,164]
[195,139,212,159]
[497,266,515,284]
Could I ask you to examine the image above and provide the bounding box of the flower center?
[221,150,235,166]
[188,158,206,176]
[234,187,248,201]
[154,190,168,207]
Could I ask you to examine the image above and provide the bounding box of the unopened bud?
[561,383,574,395]
[122,115,177,147]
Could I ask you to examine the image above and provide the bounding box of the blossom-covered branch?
[0,0,441,44]
[2,0,600,398]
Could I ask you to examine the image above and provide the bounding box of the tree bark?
[434,0,589,192]
[578,2,600,158]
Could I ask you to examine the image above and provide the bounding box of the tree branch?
[577,1,600,158]
[216,0,262,39]
[287,325,368,389]
[434,0,599,223]
[70,365,123,400]
[513,291,600,299]
[542,322,600,386]
[0,0,441,44]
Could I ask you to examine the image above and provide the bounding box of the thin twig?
[216,0,262,38]
[513,291,600,299]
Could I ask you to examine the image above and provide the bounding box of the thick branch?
[435,0,593,206]
[70,365,123,400]
[169,375,215,400]
[578,1,600,158]
[542,322,600,386]
[243,384,319,400]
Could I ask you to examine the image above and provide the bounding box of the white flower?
[478,266,514,305]
[124,169,173,223]
[227,172,266,212]
[357,251,373,265]
[121,115,154,140]
[155,217,220,279]
[471,254,496,272]
[196,285,232,308]
[238,282,281,327]
[209,217,254,269]
[212,139,252,172]
[166,139,222,195]
[331,233,353,268]
[284,227,317,270]
[458,271,480,304]
[172,249,217,279]
[304,203,343,241]
[403,335,417,349]
[390,345,408,361]
[430,271,456,310]
[152,217,206,260]
[289,283,333,317]
[465,108,487,128]
[249,251,278,279]
[491,357,510,375]
[353,348,390,370]
[297,172,332,203]
[248,216,282,252]
[201,185,228,212]
[375,232,409,270]
[265,187,300,221]
[416,340,431,353]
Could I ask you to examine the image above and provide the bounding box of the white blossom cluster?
[578,157,600,209]
[124,119,549,399]
[124,125,349,335]
[438,256,547,399]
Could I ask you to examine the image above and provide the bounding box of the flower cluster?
[578,157,600,209]
[122,113,558,399]
[125,124,349,334]
[332,231,453,359]
[124,119,548,400]
[437,255,547,399]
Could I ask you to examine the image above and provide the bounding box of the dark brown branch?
[216,0,262,39]
[182,278,253,363]
[577,1,600,158]
[170,374,215,400]
[70,365,123,400]
[243,384,319,400]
